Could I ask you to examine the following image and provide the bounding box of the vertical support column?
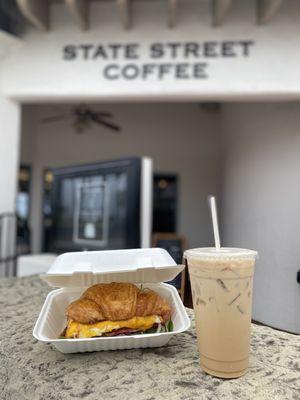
[220,104,300,334]
[212,0,233,27]
[64,0,89,30]
[116,0,131,30]
[0,96,21,276]
[167,0,178,28]
[16,0,50,31]
[257,0,283,24]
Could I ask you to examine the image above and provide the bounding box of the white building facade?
[1,0,300,333]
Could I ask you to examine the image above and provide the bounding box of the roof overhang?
[15,0,284,31]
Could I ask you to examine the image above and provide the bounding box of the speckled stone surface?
[0,276,299,400]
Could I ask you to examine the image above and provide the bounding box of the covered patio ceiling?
[15,0,284,31]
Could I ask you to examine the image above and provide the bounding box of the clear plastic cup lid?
[184,247,258,260]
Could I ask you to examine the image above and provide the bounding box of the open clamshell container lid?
[41,248,184,287]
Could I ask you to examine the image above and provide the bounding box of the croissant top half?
[66,282,172,324]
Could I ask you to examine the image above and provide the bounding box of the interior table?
[0,276,299,400]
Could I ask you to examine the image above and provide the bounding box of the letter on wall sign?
[150,43,164,59]
[103,64,119,80]
[63,45,77,60]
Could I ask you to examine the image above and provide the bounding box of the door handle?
[297,269,300,284]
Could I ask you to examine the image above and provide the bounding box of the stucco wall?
[220,102,300,332]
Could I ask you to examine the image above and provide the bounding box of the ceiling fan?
[39,104,121,133]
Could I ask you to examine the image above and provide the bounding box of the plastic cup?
[184,247,258,379]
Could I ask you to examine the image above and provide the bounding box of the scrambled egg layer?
[65,315,162,338]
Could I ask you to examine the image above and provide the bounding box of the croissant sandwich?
[62,282,173,339]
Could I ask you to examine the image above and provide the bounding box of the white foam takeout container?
[33,248,190,354]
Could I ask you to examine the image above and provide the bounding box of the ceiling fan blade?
[40,114,73,124]
[94,112,113,118]
[92,116,121,132]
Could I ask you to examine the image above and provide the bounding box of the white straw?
[208,196,221,250]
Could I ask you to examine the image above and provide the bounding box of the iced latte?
[184,248,257,379]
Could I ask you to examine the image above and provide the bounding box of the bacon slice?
[105,328,138,336]
[105,322,159,336]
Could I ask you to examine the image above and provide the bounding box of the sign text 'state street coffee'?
[62,40,255,81]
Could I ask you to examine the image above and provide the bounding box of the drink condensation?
[185,247,258,379]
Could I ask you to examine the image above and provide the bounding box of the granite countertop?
[0,276,299,400]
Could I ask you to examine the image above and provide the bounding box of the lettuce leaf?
[166,319,174,332]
